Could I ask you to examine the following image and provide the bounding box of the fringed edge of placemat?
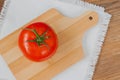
[0,0,10,36]
[60,0,105,12]
[86,13,112,80]
[0,0,15,79]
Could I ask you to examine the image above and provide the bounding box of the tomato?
[18,22,58,62]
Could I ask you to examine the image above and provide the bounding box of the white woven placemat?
[0,0,111,80]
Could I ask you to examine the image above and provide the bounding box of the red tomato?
[18,22,58,62]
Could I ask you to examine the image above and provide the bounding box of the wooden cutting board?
[0,9,98,80]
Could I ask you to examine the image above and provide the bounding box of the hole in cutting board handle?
[89,16,93,20]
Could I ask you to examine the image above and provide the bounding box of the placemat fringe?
[0,0,10,35]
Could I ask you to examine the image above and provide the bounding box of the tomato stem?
[24,28,50,48]
[24,28,40,38]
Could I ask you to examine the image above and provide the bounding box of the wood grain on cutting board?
[0,9,98,80]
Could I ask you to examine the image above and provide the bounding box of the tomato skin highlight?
[18,22,58,62]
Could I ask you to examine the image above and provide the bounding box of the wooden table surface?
[0,0,120,80]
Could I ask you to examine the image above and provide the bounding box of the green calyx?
[25,28,49,47]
